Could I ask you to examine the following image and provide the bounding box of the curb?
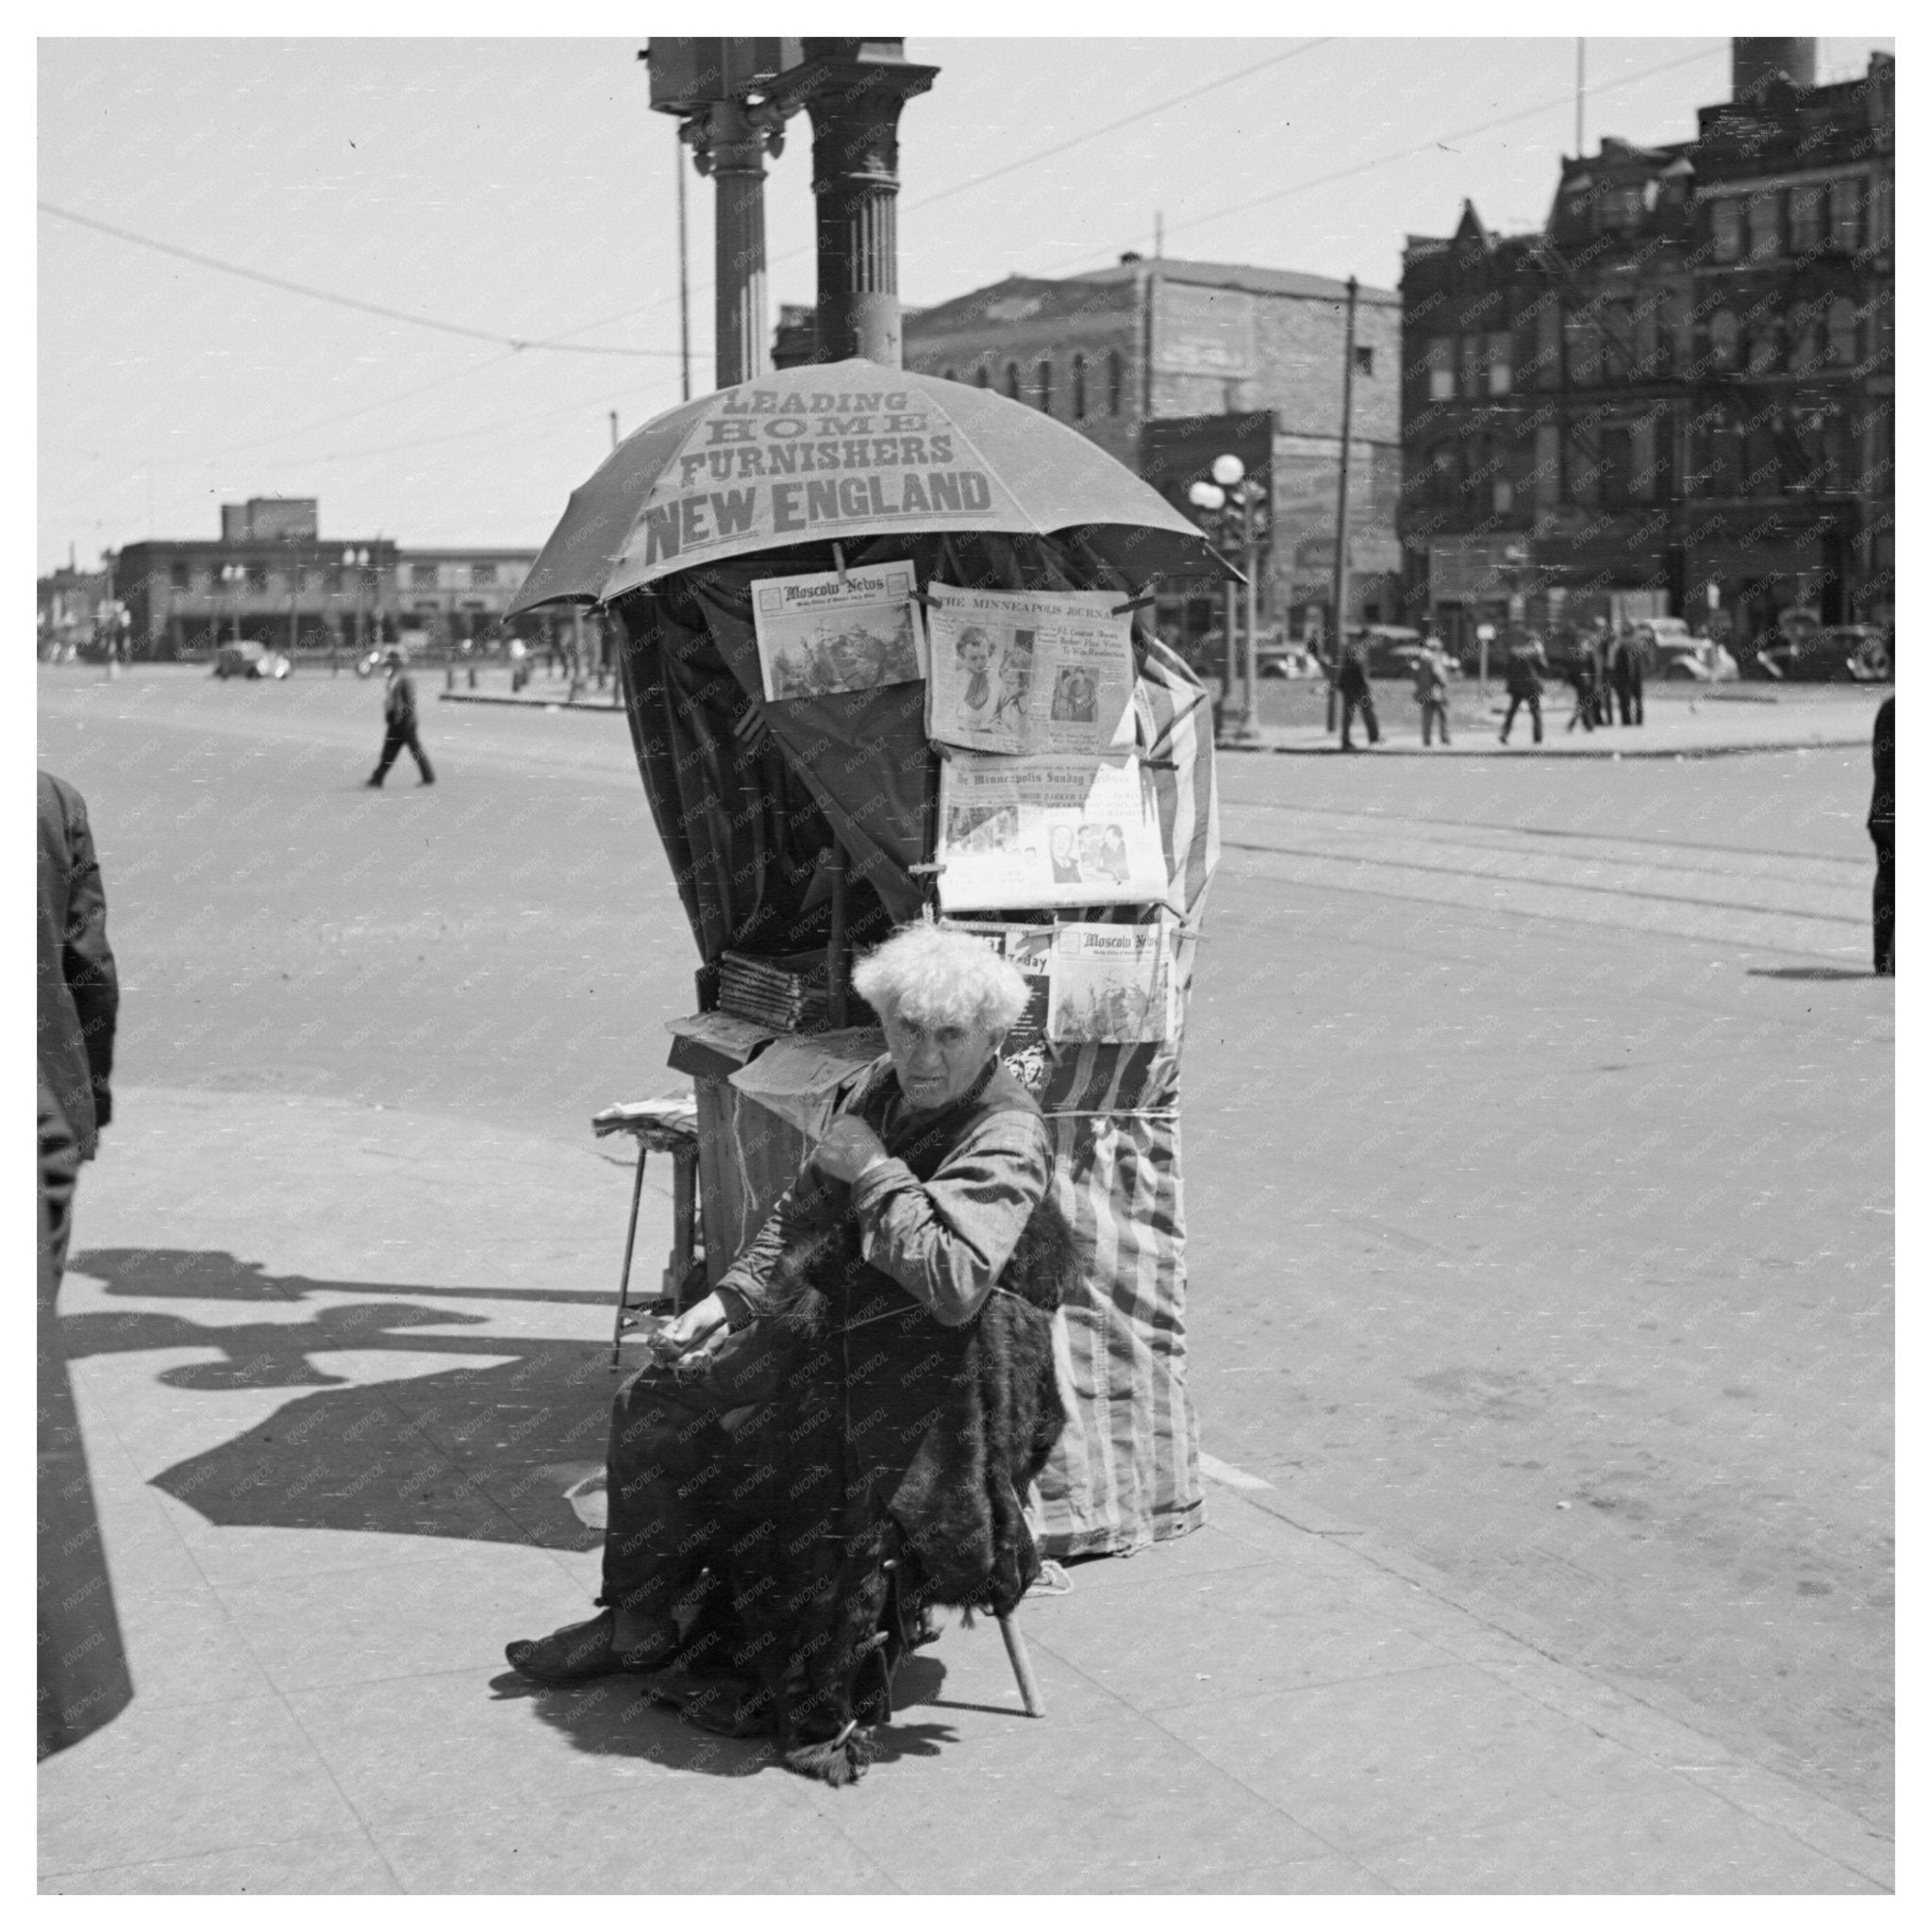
[439,691,623,713]
[1253,736,1871,761]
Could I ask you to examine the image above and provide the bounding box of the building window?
[1071,353,1088,419]
[1788,183,1824,256]
[1602,182,1643,231]
[941,367,958,384]
[1004,361,1021,401]
[1426,337,1454,401]
[1563,308,1603,386]
[1035,358,1053,414]
[1746,192,1781,263]
[1826,297,1859,368]
[411,563,438,588]
[169,562,189,590]
[471,562,496,589]
[1534,422,1562,508]
[1828,176,1863,251]
[1106,350,1124,415]
[246,564,267,591]
[1492,476,1513,515]
[1746,321,1779,376]
[974,365,990,389]
[1486,332,1512,394]
[1789,304,1823,375]
[1353,344,1374,377]
[1707,309,1739,371]
[1710,198,1743,262]
[1458,333,1483,398]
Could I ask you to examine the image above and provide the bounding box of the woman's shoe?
[505,1608,676,1683]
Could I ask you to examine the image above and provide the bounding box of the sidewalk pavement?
[1225,688,1884,760]
[41,1087,1893,1894]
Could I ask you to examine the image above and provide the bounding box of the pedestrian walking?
[1591,630,1616,726]
[1498,635,1546,744]
[1869,695,1894,975]
[1564,642,1598,734]
[1336,632,1380,751]
[366,648,435,787]
[1609,630,1644,725]
[1413,635,1452,747]
[508,634,530,693]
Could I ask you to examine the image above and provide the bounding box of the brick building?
[108,501,400,660]
[884,257,1403,644]
[103,499,570,660]
[1400,40,1893,657]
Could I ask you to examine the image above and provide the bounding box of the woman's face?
[957,631,991,673]
[881,1006,1001,1112]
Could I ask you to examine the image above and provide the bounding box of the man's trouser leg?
[371,726,406,782]
[1873,826,1895,972]
[1529,694,1543,743]
[404,726,434,782]
[1500,696,1519,742]
[599,1321,794,1624]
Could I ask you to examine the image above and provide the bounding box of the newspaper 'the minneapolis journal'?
[924,583,1136,757]
[935,751,1168,911]
[749,561,925,702]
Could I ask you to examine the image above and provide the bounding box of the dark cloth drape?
[608,531,1153,970]
[38,773,118,1160]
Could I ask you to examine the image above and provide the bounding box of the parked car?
[1661,639,1740,682]
[1753,625,1891,683]
[1625,617,1694,667]
[1350,625,1427,678]
[213,641,291,680]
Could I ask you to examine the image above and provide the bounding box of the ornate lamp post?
[771,40,938,366]
[1188,454,1263,746]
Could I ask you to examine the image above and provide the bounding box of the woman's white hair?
[852,924,1029,1033]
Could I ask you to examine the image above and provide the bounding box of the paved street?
[37,664,1892,1890]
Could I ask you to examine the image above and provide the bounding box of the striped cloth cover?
[1031,636,1219,1557]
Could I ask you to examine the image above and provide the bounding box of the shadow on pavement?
[64,1246,616,1552]
[1745,966,1879,981]
[482,1654,959,1778]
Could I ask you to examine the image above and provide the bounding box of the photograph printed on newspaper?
[935,751,1167,911]
[945,922,1055,1094]
[1046,922,1175,1045]
[750,561,925,702]
[924,583,1136,757]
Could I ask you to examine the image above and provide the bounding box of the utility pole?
[1326,275,1359,735]
[609,410,620,450]
[675,136,691,402]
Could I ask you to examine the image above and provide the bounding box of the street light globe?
[1210,454,1246,488]
[1188,480,1226,510]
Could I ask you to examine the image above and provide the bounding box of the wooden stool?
[591,1096,705,1368]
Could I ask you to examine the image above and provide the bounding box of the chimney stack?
[1732,38,1816,106]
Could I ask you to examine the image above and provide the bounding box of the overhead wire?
[37,200,684,359]
[1052,41,1730,275]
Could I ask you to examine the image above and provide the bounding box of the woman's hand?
[810,1117,890,1184]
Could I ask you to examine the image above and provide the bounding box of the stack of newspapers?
[717,950,829,1032]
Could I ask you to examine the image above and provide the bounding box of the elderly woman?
[507,925,1070,1773]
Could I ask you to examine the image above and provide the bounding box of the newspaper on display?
[924,583,1137,757]
[1045,923,1175,1045]
[948,923,1055,1094]
[935,751,1168,911]
[750,561,925,702]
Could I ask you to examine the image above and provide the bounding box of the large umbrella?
[509,358,1236,614]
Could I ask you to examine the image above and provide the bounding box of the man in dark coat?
[38,771,119,1182]
[366,648,435,786]
[39,1082,135,1757]
[1870,696,1894,975]
[1498,635,1546,744]
[1335,633,1379,751]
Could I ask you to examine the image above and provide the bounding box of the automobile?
[212,641,291,680]
[1352,625,1427,678]
[1661,639,1740,682]
[1753,625,1891,684]
[1625,616,1695,666]
[1258,641,1324,679]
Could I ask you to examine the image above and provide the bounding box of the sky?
[37,28,1895,575]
